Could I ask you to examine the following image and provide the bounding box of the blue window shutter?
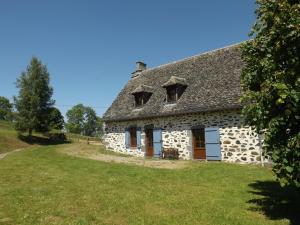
[125,128,130,148]
[153,128,162,158]
[137,127,141,149]
[205,127,221,160]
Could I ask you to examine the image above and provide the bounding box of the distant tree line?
[0,57,103,138]
[66,104,103,137]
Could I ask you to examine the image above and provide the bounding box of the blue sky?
[0,0,256,117]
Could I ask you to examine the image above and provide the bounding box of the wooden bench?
[162,148,179,160]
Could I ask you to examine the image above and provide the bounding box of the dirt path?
[0,148,25,160]
[60,144,192,169]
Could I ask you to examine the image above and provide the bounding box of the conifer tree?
[14,57,54,135]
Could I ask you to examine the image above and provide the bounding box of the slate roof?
[103,43,243,122]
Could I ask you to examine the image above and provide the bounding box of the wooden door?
[145,129,154,157]
[130,127,137,148]
[192,128,206,159]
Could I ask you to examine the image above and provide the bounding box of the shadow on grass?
[248,180,300,225]
[18,134,70,146]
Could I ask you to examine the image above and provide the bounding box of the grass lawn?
[61,142,132,158]
[0,143,299,225]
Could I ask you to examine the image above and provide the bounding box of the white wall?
[103,110,265,163]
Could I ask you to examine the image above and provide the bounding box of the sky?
[0,0,257,118]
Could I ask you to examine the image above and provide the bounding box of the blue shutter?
[153,128,162,158]
[137,127,141,149]
[125,128,130,148]
[205,127,221,160]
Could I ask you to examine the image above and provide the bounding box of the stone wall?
[102,110,266,163]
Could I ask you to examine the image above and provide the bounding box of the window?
[166,85,186,103]
[130,127,137,148]
[134,92,151,108]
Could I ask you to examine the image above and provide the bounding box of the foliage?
[95,116,104,137]
[66,104,85,134]
[66,104,103,137]
[241,0,300,187]
[14,57,55,135]
[48,107,64,130]
[0,96,13,121]
[83,106,98,136]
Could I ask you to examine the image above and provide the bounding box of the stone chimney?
[131,61,147,78]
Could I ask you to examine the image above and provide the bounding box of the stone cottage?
[102,44,264,163]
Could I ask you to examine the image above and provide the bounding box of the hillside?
[0,121,101,154]
[0,121,30,154]
[0,121,67,154]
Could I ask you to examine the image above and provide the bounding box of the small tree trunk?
[28,129,32,137]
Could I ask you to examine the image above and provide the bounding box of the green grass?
[0,121,66,154]
[66,132,101,142]
[0,144,299,225]
[61,142,132,158]
[0,121,30,154]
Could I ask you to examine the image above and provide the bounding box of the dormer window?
[166,85,186,103]
[131,85,153,108]
[162,76,187,103]
[134,92,151,108]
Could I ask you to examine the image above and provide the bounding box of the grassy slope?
[0,121,100,154]
[0,121,30,154]
[0,145,299,225]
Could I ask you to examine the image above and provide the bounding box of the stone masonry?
[103,109,266,163]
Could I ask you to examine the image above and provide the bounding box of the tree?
[66,104,85,134]
[95,117,104,137]
[14,57,54,135]
[83,106,98,136]
[48,107,64,130]
[66,104,101,137]
[0,96,13,121]
[241,0,300,187]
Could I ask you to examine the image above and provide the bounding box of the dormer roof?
[131,85,153,94]
[162,76,187,88]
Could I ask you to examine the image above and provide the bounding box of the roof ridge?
[141,41,245,73]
